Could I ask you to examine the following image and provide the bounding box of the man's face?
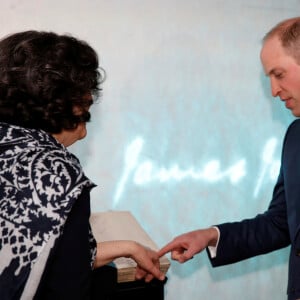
[260,36,300,117]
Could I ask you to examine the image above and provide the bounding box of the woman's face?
[52,94,93,147]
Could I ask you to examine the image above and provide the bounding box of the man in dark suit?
[158,17,300,300]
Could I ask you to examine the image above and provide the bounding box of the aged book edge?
[90,210,170,283]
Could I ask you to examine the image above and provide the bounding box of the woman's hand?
[129,242,165,282]
[93,240,165,282]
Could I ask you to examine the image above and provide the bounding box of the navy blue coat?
[209,119,300,300]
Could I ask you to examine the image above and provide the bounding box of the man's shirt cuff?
[207,226,220,258]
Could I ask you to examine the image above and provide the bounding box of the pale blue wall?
[1,1,299,299]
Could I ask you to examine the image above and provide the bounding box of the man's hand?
[158,228,219,263]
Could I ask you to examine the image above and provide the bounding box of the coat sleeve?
[207,120,300,267]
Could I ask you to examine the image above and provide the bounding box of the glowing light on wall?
[113,136,281,207]
[253,137,281,197]
[113,136,281,206]
[132,159,246,184]
[113,137,144,206]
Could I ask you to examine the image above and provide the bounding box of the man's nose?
[270,79,281,97]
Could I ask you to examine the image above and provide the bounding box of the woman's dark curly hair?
[0,30,104,133]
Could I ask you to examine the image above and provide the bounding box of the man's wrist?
[207,226,220,247]
[207,226,220,258]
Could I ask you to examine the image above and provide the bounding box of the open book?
[90,210,170,283]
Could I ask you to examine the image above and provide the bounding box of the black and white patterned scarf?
[0,122,96,299]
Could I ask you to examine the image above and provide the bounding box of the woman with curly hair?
[0,31,165,300]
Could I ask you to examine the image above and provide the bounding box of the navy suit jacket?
[208,119,300,300]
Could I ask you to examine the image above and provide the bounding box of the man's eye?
[274,73,283,78]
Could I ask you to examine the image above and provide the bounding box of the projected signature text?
[113,136,280,206]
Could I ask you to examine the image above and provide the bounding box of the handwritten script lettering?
[113,136,280,206]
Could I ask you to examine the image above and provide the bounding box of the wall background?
[1,1,299,299]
